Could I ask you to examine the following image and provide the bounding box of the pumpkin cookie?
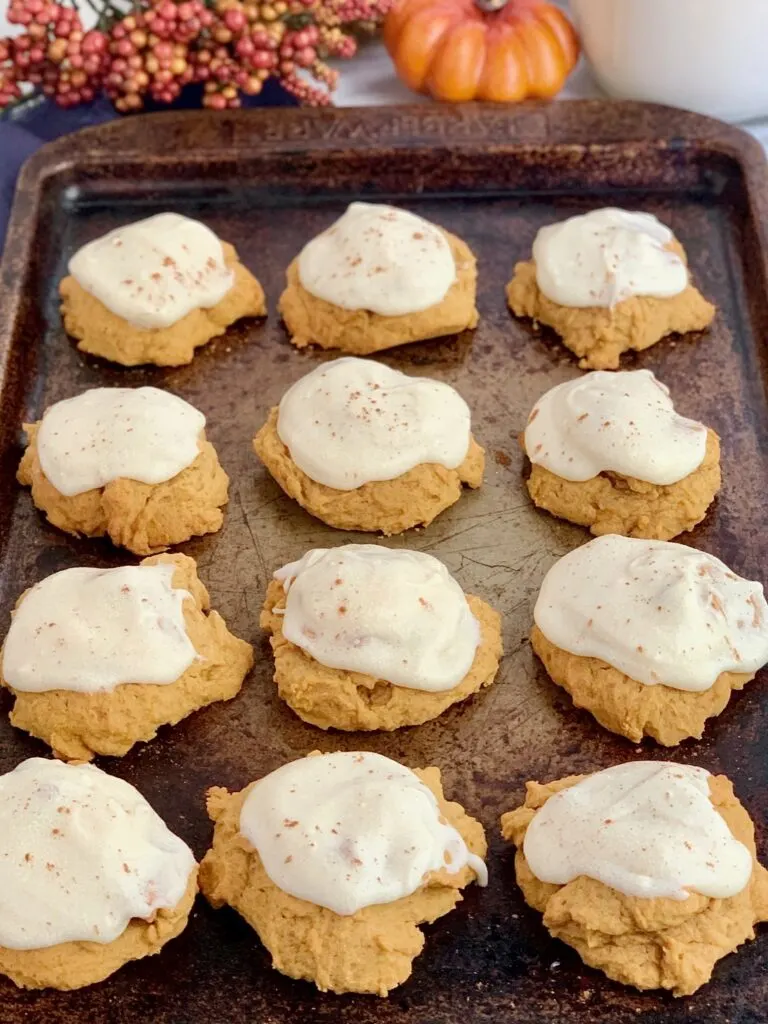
[279,202,478,353]
[1,553,253,761]
[501,762,768,996]
[0,757,197,990]
[523,369,721,539]
[18,386,229,555]
[61,212,266,367]
[253,357,484,535]
[261,544,502,730]
[200,750,487,995]
[532,535,768,745]
[506,208,715,369]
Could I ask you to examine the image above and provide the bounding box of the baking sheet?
[0,101,766,1024]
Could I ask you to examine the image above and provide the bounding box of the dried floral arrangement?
[0,0,393,111]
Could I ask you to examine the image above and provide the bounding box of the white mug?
[570,0,768,123]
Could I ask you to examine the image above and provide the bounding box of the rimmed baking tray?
[0,101,766,1024]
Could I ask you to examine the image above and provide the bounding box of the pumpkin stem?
[474,0,509,10]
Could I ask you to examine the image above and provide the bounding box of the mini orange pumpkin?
[384,0,580,103]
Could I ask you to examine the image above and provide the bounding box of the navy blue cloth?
[0,80,296,254]
[0,121,42,248]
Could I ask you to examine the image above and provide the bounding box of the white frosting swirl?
[534,535,768,692]
[525,370,708,484]
[297,202,456,316]
[533,208,688,308]
[2,564,196,694]
[0,758,196,950]
[36,387,205,497]
[274,545,480,692]
[240,751,487,916]
[68,212,235,329]
[276,357,472,490]
[523,762,753,901]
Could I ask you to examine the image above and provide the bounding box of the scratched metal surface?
[0,103,766,1024]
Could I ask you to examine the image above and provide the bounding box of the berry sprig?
[2,0,108,107]
[0,0,392,112]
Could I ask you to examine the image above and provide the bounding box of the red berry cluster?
[104,2,215,110]
[1,0,108,107]
[0,0,394,111]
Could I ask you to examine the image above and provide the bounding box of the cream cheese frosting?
[276,357,472,490]
[36,386,205,497]
[0,757,195,950]
[523,762,753,901]
[297,202,456,316]
[534,535,768,692]
[68,212,235,329]
[525,369,708,484]
[2,563,196,694]
[273,545,480,691]
[239,751,488,916]
[532,208,689,308]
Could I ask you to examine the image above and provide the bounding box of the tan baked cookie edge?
[252,405,485,535]
[278,228,478,354]
[60,241,266,367]
[260,577,503,730]
[524,428,721,541]
[500,772,768,996]
[506,243,716,370]
[0,866,198,990]
[18,422,229,555]
[530,624,753,745]
[199,759,486,995]
[3,553,254,760]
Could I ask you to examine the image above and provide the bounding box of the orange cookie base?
[501,773,768,996]
[253,406,484,535]
[200,762,486,995]
[525,428,721,540]
[506,242,715,370]
[0,868,198,990]
[261,578,502,730]
[18,426,229,555]
[531,624,754,745]
[60,241,266,367]
[3,554,254,760]
[278,229,478,354]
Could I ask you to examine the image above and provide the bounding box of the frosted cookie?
[1,554,253,760]
[279,202,478,353]
[531,535,768,745]
[0,757,197,990]
[523,370,721,539]
[200,750,487,995]
[60,212,266,367]
[253,357,484,534]
[18,386,229,555]
[501,762,768,996]
[506,208,715,369]
[261,545,502,730]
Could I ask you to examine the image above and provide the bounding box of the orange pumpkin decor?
[384,0,580,103]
